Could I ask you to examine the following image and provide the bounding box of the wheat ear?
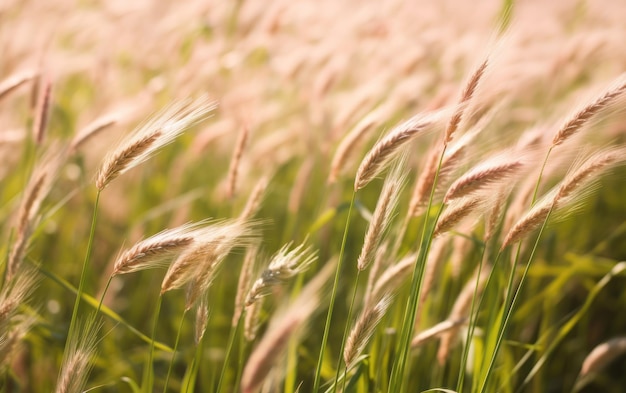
[245,242,317,306]
[444,58,488,145]
[32,75,52,145]
[111,223,201,275]
[55,318,100,393]
[444,158,523,203]
[502,147,626,249]
[0,70,36,102]
[553,75,626,146]
[364,242,388,308]
[71,114,118,151]
[227,126,249,199]
[161,219,258,296]
[501,197,554,250]
[357,161,405,270]
[96,97,215,190]
[370,253,416,303]
[7,149,64,280]
[556,148,625,201]
[328,106,387,183]
[239,176,269,221]
[195,298,209,344]
[233,244,259,326]
[412,319,466,347]
[434,197,481,237]
[579,337,626,377]
[354,109,445,190]
[344,294,393,368]
[408,144,441,216]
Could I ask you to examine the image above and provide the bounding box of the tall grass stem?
[313,192,355,392]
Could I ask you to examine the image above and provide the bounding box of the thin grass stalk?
[334,270,362,393]
[456,245,487,392]
[95,276,113,319]
[163,309,188,392]
[62,190,100,360]
[219,245,257,393]
[284,272,307,393]
[312,192,355,393]
[388,145,447,392]
[233,327,248,393]
[478,208,553,393]
[216,315,244,393]
[183,327,206,393]
[143,294,163,392]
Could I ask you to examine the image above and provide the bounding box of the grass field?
[2,0,626,392]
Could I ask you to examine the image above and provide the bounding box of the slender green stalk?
[335,270,362,393]
[163,309,188,392]
[63,190,100,357]
[312,192,356,392]
[143,294,163,392]
[183,331,205,393]
[455,243,487,392]
[216,316,242,393]
[95,276,113,319]
[388,146,447,392]
[233,331,248,393]
[285,273,306,393]
[478,206,554,393]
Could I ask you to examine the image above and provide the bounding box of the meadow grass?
[2,1,626,392]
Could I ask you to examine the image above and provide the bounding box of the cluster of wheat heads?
[3,0,626,392]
